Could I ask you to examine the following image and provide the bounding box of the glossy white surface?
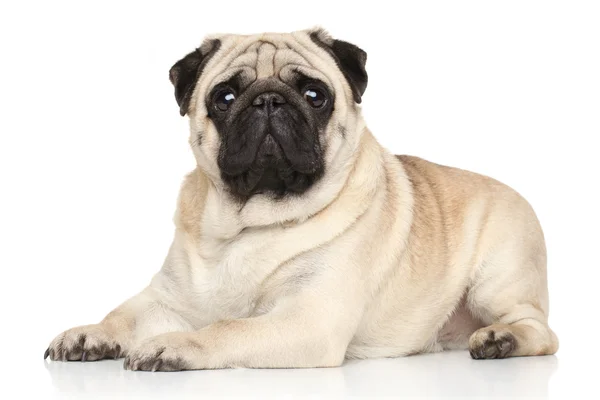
[10,350,583,399]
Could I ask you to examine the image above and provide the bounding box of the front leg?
[44,285,193,362]
[124,274,363,371]
[125,295,361,371]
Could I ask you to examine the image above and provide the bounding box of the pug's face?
[169,28,368,200]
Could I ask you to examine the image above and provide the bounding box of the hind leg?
[468,310,558,359]
[467,238,558,359]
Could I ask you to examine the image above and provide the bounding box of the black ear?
[169,39,221,116]
[310,30,368,103]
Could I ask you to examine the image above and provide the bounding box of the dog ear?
[169,39,221,116]
[309,29,368,104]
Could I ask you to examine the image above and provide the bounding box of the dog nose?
[252,92,286,109]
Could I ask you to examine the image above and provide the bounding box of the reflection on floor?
[43,350,559,399]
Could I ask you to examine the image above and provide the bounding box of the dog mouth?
[257,134,284,160]
[220,133,323,199]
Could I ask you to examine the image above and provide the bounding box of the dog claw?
[44,348,50,360]
[81,351,87,362]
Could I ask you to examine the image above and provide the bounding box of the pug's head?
[169,28,368,200]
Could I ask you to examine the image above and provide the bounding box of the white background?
[1,1,599,399]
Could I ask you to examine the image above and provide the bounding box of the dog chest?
[182,229,286,325]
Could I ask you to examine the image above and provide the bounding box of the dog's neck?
[176,128,386,241]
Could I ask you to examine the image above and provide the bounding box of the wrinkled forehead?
[199,32,337,94]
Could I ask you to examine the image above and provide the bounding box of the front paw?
[44,324,122,362]
[124,332,199,372]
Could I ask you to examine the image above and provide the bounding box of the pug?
[44,28,558,371]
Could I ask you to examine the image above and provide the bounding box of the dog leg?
[44,286,194,362]
[123,276,364,371]
[469,318,557,359]
[467,247,558,359]
[123,308,347,370]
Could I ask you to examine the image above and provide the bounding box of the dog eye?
[215,91,236,111]
[303,89,326,108]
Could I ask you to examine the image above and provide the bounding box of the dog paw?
[469,326,517,359]
[44,324,123,362]
[124,333,198,372]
